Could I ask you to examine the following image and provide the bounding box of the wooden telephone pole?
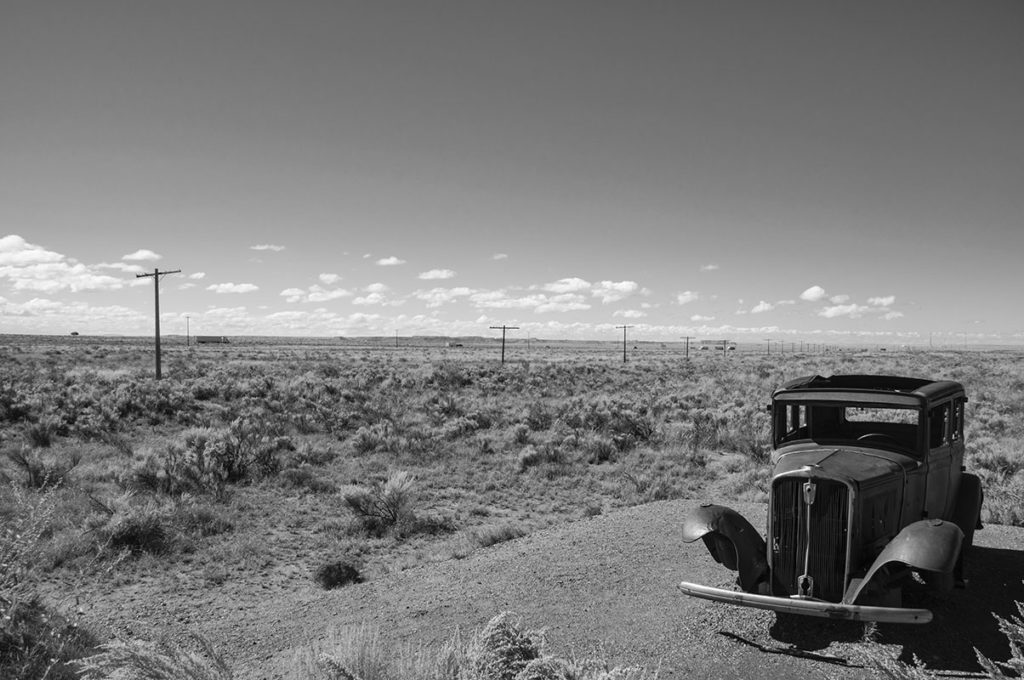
[136,268,180,379]
[489,325,519,364]
[616,325,633,363]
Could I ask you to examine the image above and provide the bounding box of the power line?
[489,325,519,364]
[136,268,181,379]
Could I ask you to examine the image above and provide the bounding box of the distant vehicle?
[196,336,230,344]
[680,374,983,624]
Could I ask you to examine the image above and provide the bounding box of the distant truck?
[195,336,230,344]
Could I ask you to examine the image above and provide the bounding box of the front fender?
[845,519,963,604]
[682,503,768,593]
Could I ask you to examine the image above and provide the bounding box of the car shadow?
[766,545,1024,672]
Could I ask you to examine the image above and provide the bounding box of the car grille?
[771,477,849,602]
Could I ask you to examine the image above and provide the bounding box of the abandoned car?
[680,374,983,624]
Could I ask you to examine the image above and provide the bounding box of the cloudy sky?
[2,1,1021,344]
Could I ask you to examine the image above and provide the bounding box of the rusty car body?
[680,374,984,624]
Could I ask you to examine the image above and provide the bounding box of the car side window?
[950,399,964,442]
[777,404,808,442]
[929,403,950,448]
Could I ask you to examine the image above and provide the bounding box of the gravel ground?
[78,498,1024,679]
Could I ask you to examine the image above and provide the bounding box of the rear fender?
[682,504,768,593]
[845,519,963,604]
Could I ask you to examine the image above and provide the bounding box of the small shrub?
[107,509,169,555]
[342,470,418,536]
[313,559,364,590]
[467,611,543,680]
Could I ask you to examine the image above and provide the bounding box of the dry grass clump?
[298,611,657,680]
[74,636,233,680]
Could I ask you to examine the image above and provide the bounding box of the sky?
[2,1,1022,345]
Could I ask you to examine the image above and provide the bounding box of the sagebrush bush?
[342,470,418,536]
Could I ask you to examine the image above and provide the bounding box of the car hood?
[772,445,920,487]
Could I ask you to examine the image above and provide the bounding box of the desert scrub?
[1,484,98,680]
[124,416,293,499]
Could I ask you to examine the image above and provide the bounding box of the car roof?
[773,374,966,406]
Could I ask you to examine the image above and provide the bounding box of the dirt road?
[187,499,1023,679]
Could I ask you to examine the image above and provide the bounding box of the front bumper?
[678,581,932,624]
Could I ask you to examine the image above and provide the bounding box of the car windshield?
[775,401,920,452]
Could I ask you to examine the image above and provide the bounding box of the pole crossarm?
[137,268,181,379]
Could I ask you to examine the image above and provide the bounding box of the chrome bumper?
[678,581,932,624]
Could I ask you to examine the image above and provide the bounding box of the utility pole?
[680,336,692,359]
[616,325,633,363]
[186,315,190,348]
[489,325,519,364]
[765,338,771,355]
[136,268,181,380]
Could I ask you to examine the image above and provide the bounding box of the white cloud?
[122,249,161,261]
[691,314,715,322]
[676,291,700,305]
[98,262,145,274]
[869,295,896,307]
[413,287,475,307]
[189,272,206,280]
[819,304,869,318]
[365,282,389,293]
[700,264,719,272]
[829,294,850,304]
[800,285,827,302]
[544,277,590,294]
[419,269,456,280]
[593,280,639,303]
[613,309,646,318]
[250,244,285,252]
[207,282,259,294]
[536,294,591,313]
[882,311,904,320]
[751,301,775,314]
[492,253,508,260]
[0,235,63,266]
[376,256,406,266]
[469,290,590,313]
[0,236,126,292]
[281,284,352,303]
[319,273,342,285]
[353,293,387,305]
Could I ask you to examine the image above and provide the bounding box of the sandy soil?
[73,499,1024,679]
